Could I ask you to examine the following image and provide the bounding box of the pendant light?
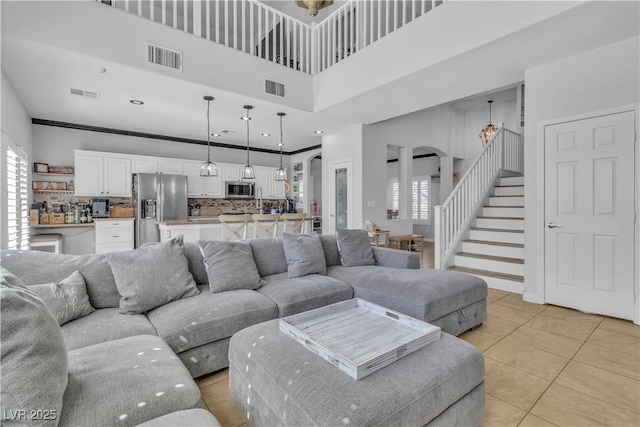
[200,96,218,177]
[241,105,255,180]
[274,112,287,181]
[479,100,497,147]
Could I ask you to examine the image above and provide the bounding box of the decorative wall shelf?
[34,172,74,177]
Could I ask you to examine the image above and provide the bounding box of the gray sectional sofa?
[1,233,487,426]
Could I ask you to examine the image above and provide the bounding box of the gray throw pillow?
[282,233,327,278]
[336,228,376,267]
[1,275,68,427]
[199,240,264,293]
[30,270,95,326]
[106,236,199,314]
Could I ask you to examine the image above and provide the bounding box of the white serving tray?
[279,298,441,380]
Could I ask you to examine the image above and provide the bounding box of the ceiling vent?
[70,88,100,100]
[265,79,286,98]
[146,43,183,71]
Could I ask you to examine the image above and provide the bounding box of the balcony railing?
[100,0,446,74]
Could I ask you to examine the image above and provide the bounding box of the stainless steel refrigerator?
[133,173,188,247]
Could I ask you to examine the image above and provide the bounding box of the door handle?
[546,222,563,229]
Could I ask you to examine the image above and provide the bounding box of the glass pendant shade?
[275,166,287,181]
[241,105,255,180]
[200,161,218,177]
[242,165,255,180]
[200,95,218,177]
[479,100,497,147]
[274,112,287,181]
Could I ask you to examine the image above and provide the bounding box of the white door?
[544,111,636,320]
[328,160,352,234]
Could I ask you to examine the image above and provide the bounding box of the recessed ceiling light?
[276,142,284,146]
[212,133,221,137]
[95,66,107,74]
[129,100,144,105]
[314,130,324,134]
[261,133,271,137]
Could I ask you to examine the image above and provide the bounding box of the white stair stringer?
[448,176,525,294]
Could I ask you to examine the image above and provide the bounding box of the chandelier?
[200,96,218,177]
[295,0,333,16]
[479,100,497,147]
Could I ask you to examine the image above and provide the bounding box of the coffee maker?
[283,198,296,213]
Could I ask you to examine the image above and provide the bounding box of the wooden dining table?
[387,234,424,256]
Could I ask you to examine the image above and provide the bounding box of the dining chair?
[280,213,307,234]
[252,214,280,238]
[218,214,251,241]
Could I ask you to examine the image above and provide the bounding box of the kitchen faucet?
[256,186,263,212]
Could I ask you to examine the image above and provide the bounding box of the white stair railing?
[98,0,447,75]
[434,125,523,270]
[314,0,445,73]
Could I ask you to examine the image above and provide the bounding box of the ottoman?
[229,319,485,426]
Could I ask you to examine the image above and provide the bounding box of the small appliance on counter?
[283,198,297,213]
[91,198,110,218]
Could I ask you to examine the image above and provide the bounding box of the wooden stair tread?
[457,252,524,264]
[464,240,524,248]
[495,185,524,188]
[483,205,525,208]
[476,216,524,220]
[471,227,524,233]
[448,266,524,282]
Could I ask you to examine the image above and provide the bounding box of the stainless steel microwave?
[225,181,255,199]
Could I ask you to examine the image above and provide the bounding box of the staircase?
[448,176,524,294]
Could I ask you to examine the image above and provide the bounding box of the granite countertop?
[157,217,221,226]
[157,214,312,226]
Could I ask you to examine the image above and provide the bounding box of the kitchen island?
[157,215,314,242]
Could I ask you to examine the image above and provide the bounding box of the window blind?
[6,144,29,250]
[412,177,429,221]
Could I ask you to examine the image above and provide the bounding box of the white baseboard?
[523,292,545,305]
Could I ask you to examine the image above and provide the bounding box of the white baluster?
[193,0,201,37]
[205,0,210,40]
[150,0,154,21]
[173,0,177,29]
[162,0,166,25]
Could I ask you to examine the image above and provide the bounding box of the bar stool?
[252,214,279,238]
[29,233,62,254]
[280,213,306,234]
[218,214,251,241]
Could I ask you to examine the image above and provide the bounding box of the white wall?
[523,35,640,304]
[362,98,517,236]
[32,125,287,169]
[1,68,33,249]
[322,124,363,234]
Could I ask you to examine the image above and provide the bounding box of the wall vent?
[146,43,183,71]
[70,88,100,100]
[265,79,286,98]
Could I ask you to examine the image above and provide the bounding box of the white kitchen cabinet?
[183,160,222,197]
[255,166,286,199]
[132,157,183,174]
[158,160,183,174]
[131,158,157,173]
[75,151,131,197]
[221,164,242,182]
[94,218,134,253]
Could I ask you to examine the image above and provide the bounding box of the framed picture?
[33,162,49,173]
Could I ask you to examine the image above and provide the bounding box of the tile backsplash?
[188,198,286,216]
